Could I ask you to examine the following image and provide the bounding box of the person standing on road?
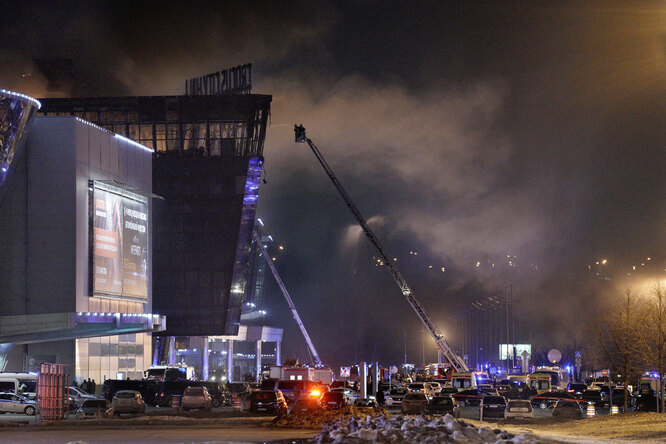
[91,379,97,395]
[376,388,385,406]
[293,384,300,403]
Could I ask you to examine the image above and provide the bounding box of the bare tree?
[637,282,666,413]
[595,288,643,411]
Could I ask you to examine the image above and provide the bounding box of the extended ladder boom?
[252,230,322,366]
[294,125,468,372]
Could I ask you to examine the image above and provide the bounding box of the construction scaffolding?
[37,363,69,421]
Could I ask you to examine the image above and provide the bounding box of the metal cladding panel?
[152,155,262,336]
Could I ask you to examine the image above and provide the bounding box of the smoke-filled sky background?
[2,1,665,368]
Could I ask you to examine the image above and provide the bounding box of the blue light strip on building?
[227,156,263,330]
[75,117,154,153]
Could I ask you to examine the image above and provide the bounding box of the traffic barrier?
[611,405,619,415]
[586,404,596,417]
[233,395,241,412]
[171,395,181,410]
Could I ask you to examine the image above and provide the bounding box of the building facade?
[38,95,271,338]
[37,94,275,381]
[0,114,163,384]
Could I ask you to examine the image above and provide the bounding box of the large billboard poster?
[122,198,148,297]
[92,186,148,299]
[499,344,531,361]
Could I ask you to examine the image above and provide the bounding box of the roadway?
[0,402,618,443]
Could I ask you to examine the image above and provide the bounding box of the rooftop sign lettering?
[185,64,252,96]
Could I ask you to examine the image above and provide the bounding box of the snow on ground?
[304,411,666,443]
[470,412,666,443]
[311,413,543,443]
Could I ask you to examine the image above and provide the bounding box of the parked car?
[198,381,229,407]
[331,387,360,404]
[69,386,97,405]
[65,395,79,413]
[581,389,607,408]
[248,390,288,415]
[385,388,408,407]
[354,398,378,408]
[588,381,605,391]
[426,382,442,394]
[531,390,580,409]
[504,399,534,419]
[481,395,507,419]
[408,382,427,394]
[291,397,322,414]
[377,383,393,396]
[610,387,635,411]
[401,392,429,414]
[76,398,114,419]
[438,387,458,397]
[599,385,614,401]
[153,380,198,407]
[181,386,213,411]
[502,381,531,399]
[0,392,37,415]
[424,395,455,415]
[452,389,485,407]
[321,390,347,409]
[101,379,157,405]
[111,390,146,416]
[567,382,588,397]
[552,399,585,419]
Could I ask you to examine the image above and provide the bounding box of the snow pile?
[312,414,541,443]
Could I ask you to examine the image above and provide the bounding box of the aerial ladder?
[252,230,323,367]
[294,124,469,372]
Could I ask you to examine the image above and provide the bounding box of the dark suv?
[567,382,588,398]
[321,390,347,409]
[481,395,507,419]
[248,390,288,415]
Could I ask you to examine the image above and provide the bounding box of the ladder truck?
[294,124,468,372]
[252,230,323,367]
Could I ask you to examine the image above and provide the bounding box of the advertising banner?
[122,198,148,298]
[498,344,531,360]
[93,190,123,294]
[92,186,148,299]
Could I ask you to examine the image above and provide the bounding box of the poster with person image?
[92,186,148,299]
[93,189,123,294]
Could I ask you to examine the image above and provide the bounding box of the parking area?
[0,404,243,425]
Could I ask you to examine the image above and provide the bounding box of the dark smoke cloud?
[2,1,664,367]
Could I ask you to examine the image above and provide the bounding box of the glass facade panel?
[76,333,151,387]
[140,124,152,140]
[129,124,140,140]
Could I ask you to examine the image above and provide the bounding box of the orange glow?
[310,390,322,397]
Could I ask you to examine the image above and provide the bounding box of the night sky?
[2,1,665,370]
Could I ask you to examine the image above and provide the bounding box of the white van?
[536,366,570,390]
[0,373,38,400]
[451,372,477,392]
